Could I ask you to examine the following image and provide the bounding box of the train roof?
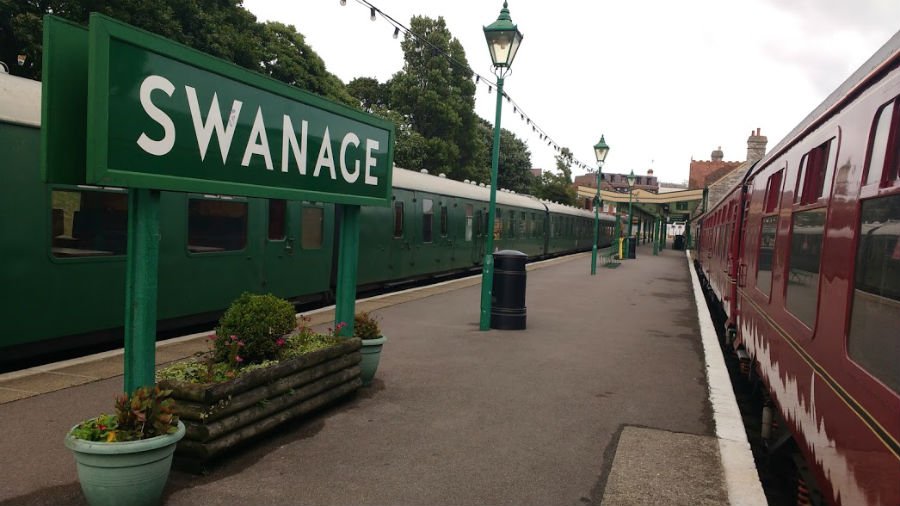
[392,167,547,211]
[753,30,900,179]
[0,73,41,127]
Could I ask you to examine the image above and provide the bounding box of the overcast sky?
[243,0,900,184]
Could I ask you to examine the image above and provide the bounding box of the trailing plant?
[214,292,297,364]
[354,312,382,340]
[70,386,179,442]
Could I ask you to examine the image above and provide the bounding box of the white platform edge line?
[686,250,767,506]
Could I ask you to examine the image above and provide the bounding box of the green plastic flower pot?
[64,421,185,506]
[359,336,386,386]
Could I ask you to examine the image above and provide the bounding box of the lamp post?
[590,135,610,275]
[626,169,636,258]
[480,1,523,331]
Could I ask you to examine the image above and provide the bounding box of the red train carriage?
[696,32,900,505]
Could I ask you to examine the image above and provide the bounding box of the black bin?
[491,250,527,330]
[627,236,637,259]
[673,235,685,250]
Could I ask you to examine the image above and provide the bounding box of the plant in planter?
[155,294,364,468]
[354,311,386,386]
[64,385,185,506]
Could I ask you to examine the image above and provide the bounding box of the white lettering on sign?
[282,116,308,174]
[134,75,385,187]
[185,86,242,164]
[137,75,176,156]
[366,139,380,185]
[340,132,360,183]
[314,127,336,180]
[241,107,273,171]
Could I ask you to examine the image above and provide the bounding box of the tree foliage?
[0,0,353,105]
[532,147,577,205]
[475,117,533,192]
[387,16,481,180]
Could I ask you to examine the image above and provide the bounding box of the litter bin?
[627,236,637,259]
[673,235,685,250]
[491,250,527,330]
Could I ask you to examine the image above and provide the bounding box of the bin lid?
[493,249,527,257]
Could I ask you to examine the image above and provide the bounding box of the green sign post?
[43,14,394,391]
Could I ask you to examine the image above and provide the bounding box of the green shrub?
[354,311,381,340]
[215,292,296,364]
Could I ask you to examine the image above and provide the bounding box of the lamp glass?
[627,169,636,187]
[485,29,522,67]
[593,136,609,163]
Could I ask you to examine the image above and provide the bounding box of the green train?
[0,73,616,366]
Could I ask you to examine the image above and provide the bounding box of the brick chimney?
[711,146,724,162]
[746,128,767,162]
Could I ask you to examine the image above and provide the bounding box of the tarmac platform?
[0,245,767,505]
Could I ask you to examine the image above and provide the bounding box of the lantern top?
[484,2,523,69]
[593,135,610,163]
[627,169,637,187]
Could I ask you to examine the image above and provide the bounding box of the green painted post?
[653,218,659,255]
[591,169,601,275]
[480,75,505,330]
[335,205,360,338]
[613,208,621,258]
[124,188,160,393]
[660,218,667,250]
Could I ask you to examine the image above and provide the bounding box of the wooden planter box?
[159,338,362,469]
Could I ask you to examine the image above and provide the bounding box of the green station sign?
[45,14,395,206]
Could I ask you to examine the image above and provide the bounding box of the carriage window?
[301,206,323,249]
[268,199,286,240]
[51,189,127,257]
[848,194,900,394]
[465,204,473,241]
[188,198,247,252]
[785,208,826,328]
[393,202,404,238]
[756,215,778,297]
[440,206,448,237]
[422,199,433,243]
[494,209,503,240]
[795,139,834,205]
[865,100,897,186]
[764,169,784,213]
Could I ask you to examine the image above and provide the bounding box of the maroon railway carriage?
[696,33,900,506]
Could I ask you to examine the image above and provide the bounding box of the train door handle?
[284,238,294,254]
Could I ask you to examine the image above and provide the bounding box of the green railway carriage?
[0,73,615,366]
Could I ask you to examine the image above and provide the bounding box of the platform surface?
[0,246,763,505]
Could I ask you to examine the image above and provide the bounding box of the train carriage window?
[764,169,784,213]
[795,139,835,205]
[423,199,434,243]
[848,194,900,394]
[785,208,827,328]
[268,199,286,240]
[301,206,323,249]
[188,197,247,252]
[465,204,474,241]
[51,189,127,257]
[393,202,404,238]
[864,99,898,187]
[440,205,448,237]
[756,216,778,297]
[520,212,526,237]
[509,212,516,238]
[494,209,502,240]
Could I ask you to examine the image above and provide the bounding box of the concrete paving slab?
[602,426,728,505]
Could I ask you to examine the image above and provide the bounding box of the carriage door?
[263,199,303,297]
[472,207,485,264]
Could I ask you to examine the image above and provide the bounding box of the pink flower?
[237,340,245,347]
[235,355,244,363]
[335,322,347,331]
[207,334,217,341]
[230,335,238,341]
[276,338,286,347]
